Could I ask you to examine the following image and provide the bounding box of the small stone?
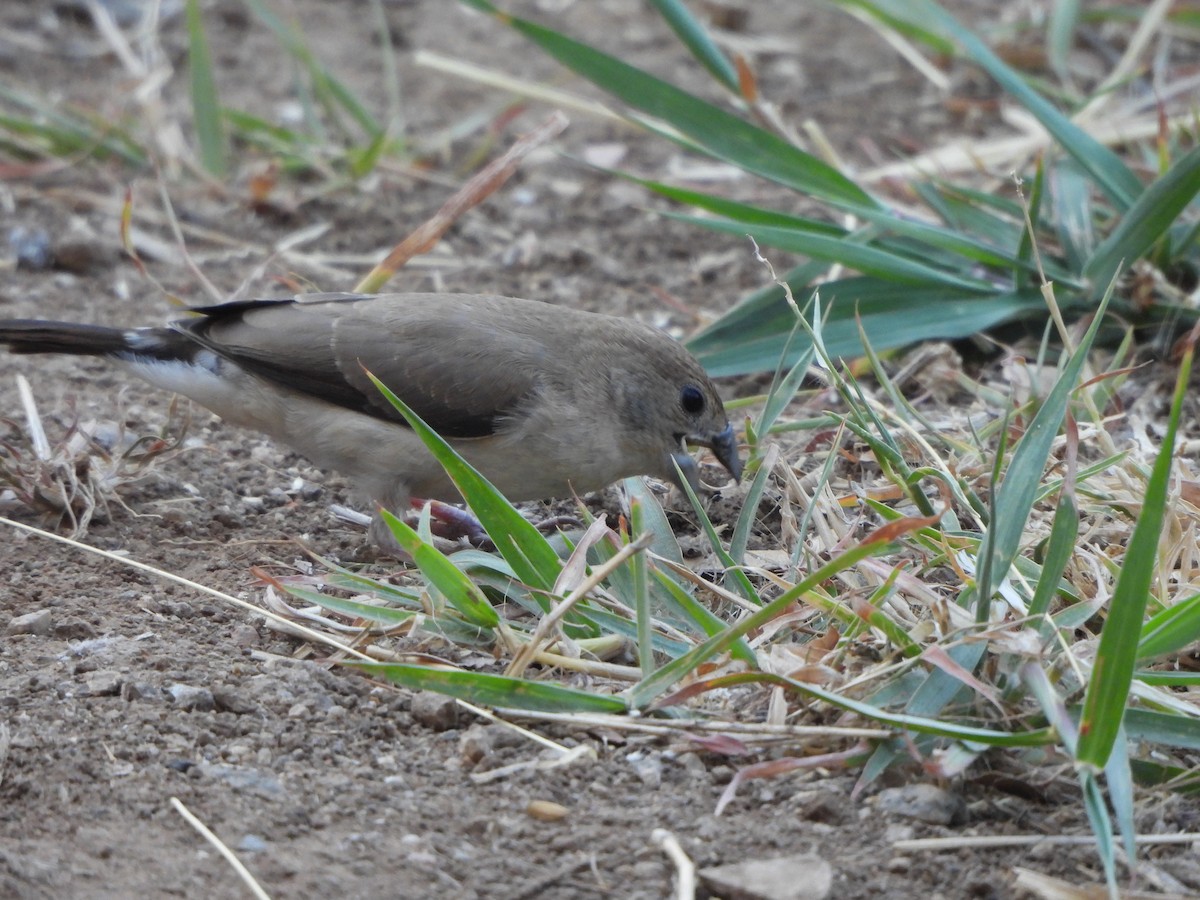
[877,783,967,826]
[121,682,161,702]
[626,751,662,788]
[459,723,522,766]
[54,619,98,641]
[212,688,257,715]
[212,509,244,529]
[168,683,216,712]
[230,624,259,647]
[7,609,53,636]
[677,752,707,778]
[198,763,284,798]
[82,670,122,696]
[237,834,269,853]
[52,240,108,274]
[710,765,735,785]
[699,854,833,900]
[9,226,53,269]
[410,692,458,731]
[459,725,496,765]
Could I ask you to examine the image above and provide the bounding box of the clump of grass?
[245,258,1200,897]
[447,0,1200,379]
[0,375,188,536]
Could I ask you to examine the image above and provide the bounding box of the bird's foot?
[411,499,490,547]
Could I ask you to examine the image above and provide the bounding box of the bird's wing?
[177,293,551,438]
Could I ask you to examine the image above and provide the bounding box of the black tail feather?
[0,320,136,357]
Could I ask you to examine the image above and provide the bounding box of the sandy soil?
[2,2,1198,898]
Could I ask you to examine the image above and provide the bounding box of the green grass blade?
[647,567,754,662]
[827,0,955,55]
[1104,726,1138,872]
[379,510,500,628]
[1076,338,1193,770]
[362,370,561,593]
[648,0,740,92]
[690,277,1049,377]
[630,171,1062,280]
[1026,489,1079,633]
[1046,0,1082,83]
[671,215,995,291]
[0,89,148,166]
[584,606,690,657]
[355,663,628,713]
[1021,661,1079,756]
[1133,671,1200,688]
[273,584,418,624]
[667,671,1054,746]
[687,260,829,352]
[629,524,909,708]
[1137,591,1200,660]
[628,499,654,677]
[1080,770,1118,893]
[1083,145,1200,295]
[185,0,226,176]
[1048,158,1097,273]
[614,480,752,658]
[974,285,1111,623]
[1121,708,1200,750]
[673,460,760,606]
[243,0,382,140]
[729,443,779,566]
[620,477,683,564]
[903,0,1143,209]
[461,0,876,209]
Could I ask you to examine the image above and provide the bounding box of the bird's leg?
[414,499,490,547]
[359,500,487,554]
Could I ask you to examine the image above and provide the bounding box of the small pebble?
[410,692,459,731]
[7,609,53,636]
[82,670,122,697]
[877,783,967,826]
[168,684,216,712]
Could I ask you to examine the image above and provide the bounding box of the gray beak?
[668,422,742,493]
[707,422,742,483]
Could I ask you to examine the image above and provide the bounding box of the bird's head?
[609,331,742,494]
[663,378,742,494]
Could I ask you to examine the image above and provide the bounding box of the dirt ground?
[2,1,1199,898]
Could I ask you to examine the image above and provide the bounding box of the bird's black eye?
[680,384,706,415]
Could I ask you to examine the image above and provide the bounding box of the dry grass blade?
[652,829,696,900]
[0,722,10,790]
[1012,867,1191,900]
[0,517,375,660]
[15,375,51,461]
[414,50,623,124]
[170,797,271,900]
[505,531,654,678]
[354,111,569,293]
[899,833,1200,851]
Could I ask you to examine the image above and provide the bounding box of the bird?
[0,292,742,545]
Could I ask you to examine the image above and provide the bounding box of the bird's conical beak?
[670,423,742,492]
[707,422,742,483]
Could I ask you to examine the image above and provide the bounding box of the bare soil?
[2,2,1198,898]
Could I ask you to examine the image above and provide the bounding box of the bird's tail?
[0,320,183,360]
